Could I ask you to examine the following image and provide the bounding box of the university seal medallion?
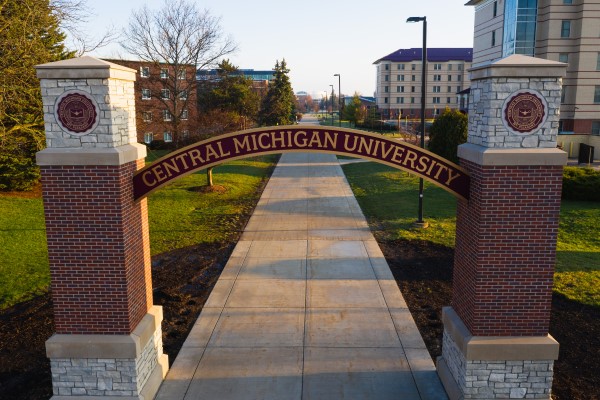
[502,90,547,134]
[55,90,99,135]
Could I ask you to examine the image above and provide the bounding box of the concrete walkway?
[156,145,447,399]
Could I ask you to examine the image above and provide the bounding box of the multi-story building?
[197,68,274,90]
[373,48,473,120]
[467,0,600,137]
[104,59,199,145]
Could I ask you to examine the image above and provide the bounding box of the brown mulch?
[1,241,598,398]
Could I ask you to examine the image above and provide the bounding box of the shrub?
[562,166,600,201]
[428,107,468,164]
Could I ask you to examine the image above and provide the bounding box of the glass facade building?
[502,0,538,57]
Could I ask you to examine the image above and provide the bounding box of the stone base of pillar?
[437,307,559,400]
[46,306,168,399]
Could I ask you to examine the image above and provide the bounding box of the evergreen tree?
[428,107,468,164]
[258,59,296,126]
[0,0,74,190]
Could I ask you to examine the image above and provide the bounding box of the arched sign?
[133,125,470,201]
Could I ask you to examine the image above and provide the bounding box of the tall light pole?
[329,84,335,126]
[334,74,341,127]
[407,16,428,228]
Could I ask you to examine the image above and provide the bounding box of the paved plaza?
[155,127,447,399]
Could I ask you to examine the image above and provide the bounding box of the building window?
[447,97,452,104]
[179,90,188,100]
[411,97,415,104]
[594,86,600,103]
[412,64,416,70]
[144,132,153,144]
[161,89,170,99]
[160,68,168,79]
[142,111,152,122]
[448,64,453,71]
[433,97,441,104]
[396,97,404,104]
[457,75,462,82]
[140,67,149,78]
[561,20,571,38]
[559,53,569,63]
[448,75,452,82]
[384,97,388,104]
[596,53,600,70]
[182,130,190,139]
[163,110,172,121]
[563,0,572,4]
[163,132,172,142]
[177,69,186,80]
[492,30,496,46]
[411,86,416,93]
[434,63,442,70]
[458,64,463,71]
[181,109,188,120]
[561,87,566,104]
[493,1,498,17]
[385,64,389,71]
[433,75,442,81]
[398,64,405,70]
[141,88,151,100]
[457,86,462,92]
[384,86,389,93]
[433,86,441,93]
[397,86,404,93]
[384,75,389,82]
[592,121,600,135]
[412,75,416,81]
[448,86,452,93]
[398,75,405,81]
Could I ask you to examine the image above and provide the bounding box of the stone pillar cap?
[35,56,136,80]
[469,54,567,80]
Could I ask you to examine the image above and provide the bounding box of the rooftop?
[374,48,473,64]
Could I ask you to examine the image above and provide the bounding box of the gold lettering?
[251,134,258,151]
[433,164,448,180]
[308,131,323,148]
[343,134,358,152]
[216,141,231,157]
[205,144,219,162]
[445,168,462,186]
[141,170,157,187]
[390,146,405,163]
[372,140,381,157]
[151,165,167,183]
[294,131,308,147]
[188,149,205,166]
[426,160,437,176]
[257,132,271,149]
[416,155,430,173]
[323,132,338,149]
[174,154,190,170]
[357,137,374,155]
[233,136,251,154]
[271,131,286,148]
[379,141,395,159]
[162,158,180,177]
[402,150,418,169]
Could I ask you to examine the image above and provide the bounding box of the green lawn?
[342,161,600,307]
[0,154,278,309]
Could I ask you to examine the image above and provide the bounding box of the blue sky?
[83,0,475,98]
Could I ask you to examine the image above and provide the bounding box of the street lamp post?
[407,16,428,228]
[329,84,335,125]
[334,74,341,127]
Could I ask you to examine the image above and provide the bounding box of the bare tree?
[50,0,118,55]
[121,0,236,148]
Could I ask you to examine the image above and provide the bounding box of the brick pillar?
[436,55,567,400]
[35,56,168,399]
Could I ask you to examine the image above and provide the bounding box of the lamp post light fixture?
[407,15,428,229]
[334,74,341,127]
[329,84,335,126]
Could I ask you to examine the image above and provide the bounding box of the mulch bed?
[1,240,598,399]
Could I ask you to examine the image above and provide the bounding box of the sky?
[81,0,475,99]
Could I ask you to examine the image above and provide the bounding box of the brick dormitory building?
[104,59,199,145]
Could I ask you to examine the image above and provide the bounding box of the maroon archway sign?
[133,125,470,201]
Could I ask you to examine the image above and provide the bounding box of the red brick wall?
[41,160,151,334]
[453,159,563,336]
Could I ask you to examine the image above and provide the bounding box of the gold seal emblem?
[503,92,546,134]
[55,91,99,135]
